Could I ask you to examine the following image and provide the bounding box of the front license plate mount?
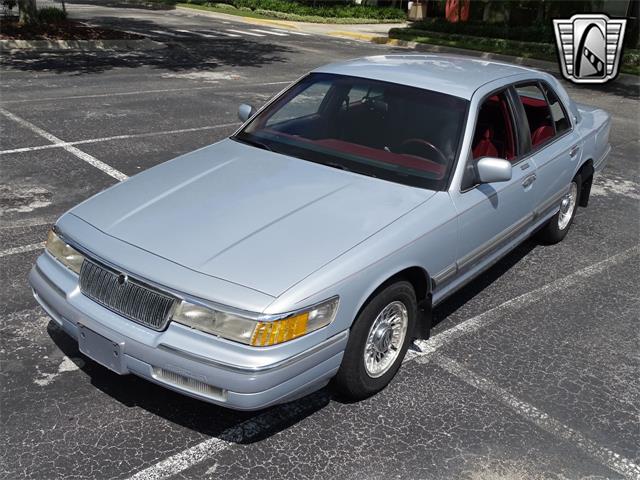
[78,325,127,375]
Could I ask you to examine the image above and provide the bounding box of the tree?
[17,0,37,24]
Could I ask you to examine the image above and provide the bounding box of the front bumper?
[28,254,347,411]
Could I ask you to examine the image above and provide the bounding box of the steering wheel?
[400,138,448,166]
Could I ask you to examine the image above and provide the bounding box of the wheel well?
[381,267,430,304]
[578,159,594,207]
[356,266,432,339]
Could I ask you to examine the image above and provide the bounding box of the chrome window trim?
[460,80,576,195]
[459,85,519,193]
[512,80,575,160]
[514,125,574,165]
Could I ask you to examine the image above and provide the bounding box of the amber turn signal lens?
[250,312,309,346]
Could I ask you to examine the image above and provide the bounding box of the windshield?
[234,73,468,190]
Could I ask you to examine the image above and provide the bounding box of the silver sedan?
[29,55,611,410]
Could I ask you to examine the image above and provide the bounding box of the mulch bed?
[0,18,142,40]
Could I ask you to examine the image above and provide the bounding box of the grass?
[177,2,404,24]
[389,27,639,76]
[177,2,270,20]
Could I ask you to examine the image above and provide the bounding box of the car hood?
[71,139,434,296]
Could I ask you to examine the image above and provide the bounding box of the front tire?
[333,281,416,401]
[537,174,581,245]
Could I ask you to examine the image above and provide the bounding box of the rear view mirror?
[476,157,512,184]
[238,104,256,122]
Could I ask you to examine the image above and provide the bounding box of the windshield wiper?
[232,136,274,152]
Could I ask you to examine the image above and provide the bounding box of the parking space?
[1,4,639,480]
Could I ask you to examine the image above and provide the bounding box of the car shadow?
[46,320,331,445]
[45,237,537,440]
[431,237,538,327]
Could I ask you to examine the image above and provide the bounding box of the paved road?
[1,5,639,480]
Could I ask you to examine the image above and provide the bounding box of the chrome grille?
[79,260,175,330]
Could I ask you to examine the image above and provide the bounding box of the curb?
[176,6,301,31]
[0,38,166,52]
[326,31,639,86]
[327,30,558,71]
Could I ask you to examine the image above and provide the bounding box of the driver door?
[450,87,537,282]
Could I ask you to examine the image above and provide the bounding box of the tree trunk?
[535,0,544,23]
[18,0,37,24]
[482,1,491,22]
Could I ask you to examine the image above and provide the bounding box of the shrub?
[228,0,404,20]
[212,2,237,8]
[2,0,17,13]
[37,6,68,23]
[410,18,555,44]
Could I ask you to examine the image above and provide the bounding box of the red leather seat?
[531,125,554,147]
[473,128,499,159]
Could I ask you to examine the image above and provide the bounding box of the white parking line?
[0,107,128,182]
[174,29,217,38]
[0,242,45,258]
[249,29,288,37]
[125,245,639,480]
[127,395,327,480]
[192,31,220,39]
[406,244,640,361]
[0,81,293,104]
[0,122,240,156]
[227,29,264,37]
[150,29,181,37]
[0,216,55,230]
[173,29,200,36]
[273,29,311,36]
[435,355,640,480]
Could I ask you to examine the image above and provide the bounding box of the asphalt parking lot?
[1,5,639,480]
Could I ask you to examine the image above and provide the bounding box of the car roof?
[313,54,538,100]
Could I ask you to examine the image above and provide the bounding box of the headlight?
[45,229,85,274]
[172,297,339,346]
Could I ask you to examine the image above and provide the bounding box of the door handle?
[522,173,536,188]
[569,145,580,158]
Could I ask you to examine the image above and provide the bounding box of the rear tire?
[333,281,416,401]
[537,174,581,245]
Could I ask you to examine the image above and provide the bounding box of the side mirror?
[238,104,256,122]
[476,157,512,184]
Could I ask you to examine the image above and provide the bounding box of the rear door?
[511,82,582,222]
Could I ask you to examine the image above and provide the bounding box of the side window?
[463,90,517,190]
[266,81,332,126]
[541,84,570,134]
[515,84,555,149]
[471,91,516,162]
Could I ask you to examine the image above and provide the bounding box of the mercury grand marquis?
[29,55,611,410]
